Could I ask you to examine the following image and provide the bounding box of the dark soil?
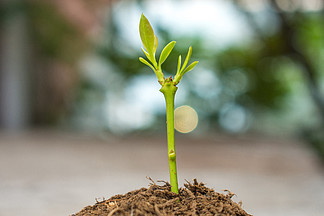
[72,179,252,216]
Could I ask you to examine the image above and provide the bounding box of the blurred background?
[1,0,324,215]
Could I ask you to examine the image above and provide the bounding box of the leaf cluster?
[139,14,198,85]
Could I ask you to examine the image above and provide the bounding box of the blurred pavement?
[1,130,324,216]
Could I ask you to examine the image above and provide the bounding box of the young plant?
[139,14,198,194]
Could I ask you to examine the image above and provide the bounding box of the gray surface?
[1,131,324,216]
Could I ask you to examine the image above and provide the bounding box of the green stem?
[160,78,179,194]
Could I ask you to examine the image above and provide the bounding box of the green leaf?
[141,48,155,66]
[173,55,182,84]
[139,14,155,55]
[176,55,181,75]
[180,46,192,74]
[182,61,198,75]
[139,57,156,71]
[159,41,176,67]
[153,35,158,54]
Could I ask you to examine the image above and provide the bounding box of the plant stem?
[160,78,179,194]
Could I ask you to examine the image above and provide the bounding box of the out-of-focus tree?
[27,0,87,124]
[0,0,115,127]
[233,0,324,123]
[229,0,324,159]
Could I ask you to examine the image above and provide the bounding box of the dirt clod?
[72,179,252,216]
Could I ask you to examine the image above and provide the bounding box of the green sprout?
[139,14,198,194]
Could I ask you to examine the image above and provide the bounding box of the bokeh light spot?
[174,105,198,133]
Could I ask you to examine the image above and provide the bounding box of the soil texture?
[72,179,251,216]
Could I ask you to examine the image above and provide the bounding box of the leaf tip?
[140,13,146,20]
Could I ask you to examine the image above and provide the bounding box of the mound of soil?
[72,179,251,216]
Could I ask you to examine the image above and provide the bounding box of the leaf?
[173,55,182,84]
[141,48,155,66]
[180,46,192,74]
[141,48,150,59]
[182,61,198,75]
[139,14,155,55]
[153,35,158,54]
[139,57,156,72]
[159,41,176,67]
[176,55,182,74]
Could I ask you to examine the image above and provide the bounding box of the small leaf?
[180,46,192,74]
[159,41,176,67]
[173,55,182,84]
[182,61,198,75]
[141,48,150,59]
[141,48,155,67]
[176,55,182,74]
[153,35,158,54]
[139,14,155,55]
[139,57,156,71]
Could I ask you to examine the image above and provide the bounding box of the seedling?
[139,14,198,194]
